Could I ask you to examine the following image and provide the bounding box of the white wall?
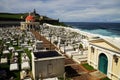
[34,57,64,80]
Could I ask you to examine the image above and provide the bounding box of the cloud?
[0,0,120,22]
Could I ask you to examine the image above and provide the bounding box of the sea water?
[64,22,120,38]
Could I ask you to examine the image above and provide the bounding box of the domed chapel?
[20,11,39,30]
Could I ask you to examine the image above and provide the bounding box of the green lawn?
[101,77,111,80]
[0,64,20,80]
[0,64,9,70]
[14,46,21,50]
[82,63,95,71]
[9,71,20,80]
[58,77,71,80]
[14,72,20,80]
[24,48,32,70]
[24,48,32,60]
[0,13,26,19]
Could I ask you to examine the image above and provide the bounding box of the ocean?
[64,22,120,38]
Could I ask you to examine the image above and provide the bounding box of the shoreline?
[44,23,120,40]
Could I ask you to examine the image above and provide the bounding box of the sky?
[0,0,120,22]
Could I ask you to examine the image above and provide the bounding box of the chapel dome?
[25,13,35,22]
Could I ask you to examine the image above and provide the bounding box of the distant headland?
[0,9,66,26]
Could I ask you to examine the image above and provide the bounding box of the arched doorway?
[98,53,108,74]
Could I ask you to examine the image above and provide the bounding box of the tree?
[79,43,84,55]
[53,40,58,45]
[73,44,76,51]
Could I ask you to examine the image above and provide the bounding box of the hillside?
[0,12,67,26]
[0,12,56,21]
[0,13,25,21]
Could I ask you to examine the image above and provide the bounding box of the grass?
[0,40,2,45]
[7,52,12,65]
[9,71,20,80]
[0,13,26,19]
[58,77,71,80]
[0,51,20,80]
[14,46,21,50]
[51,22,70,27]
[0,64,20,80]
[24,48,32,60]
[24,48,32,70]
[18,50,22,71]
[14,72,20,80]
[82,63,95,71]
[0,14,22,19]
[101,77,111,80]
[0,64,9,70]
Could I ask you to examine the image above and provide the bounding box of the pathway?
[31,30,105,80]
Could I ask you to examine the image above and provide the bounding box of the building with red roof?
[20,12,39,30]
[25,13,35,22]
